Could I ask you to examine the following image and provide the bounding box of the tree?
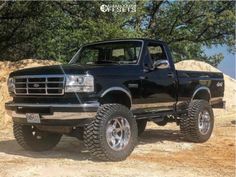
[131,0,235,65]
[0,0,235,66]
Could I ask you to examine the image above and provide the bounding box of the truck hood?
[9,64,88,77]
[9,64,141,77]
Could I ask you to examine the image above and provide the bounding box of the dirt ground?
[0,109,235,177]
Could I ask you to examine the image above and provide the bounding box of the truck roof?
[85,38,166,46]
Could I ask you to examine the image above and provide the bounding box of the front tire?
[13,123,62,151]
[84,104,138,161]
[180,99,214,143]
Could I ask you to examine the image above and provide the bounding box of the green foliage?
[0,1,235,66]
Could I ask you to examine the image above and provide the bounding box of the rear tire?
[180,99,214,143]
[13,123,62,151]
[84,104,138,161]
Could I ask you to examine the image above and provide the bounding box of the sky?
[205,45,235,79]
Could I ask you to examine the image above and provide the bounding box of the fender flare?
[101,87,132,105]
[191,86,211,101]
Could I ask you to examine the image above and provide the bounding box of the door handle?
[167,73,174,78]
[139,76,147,80]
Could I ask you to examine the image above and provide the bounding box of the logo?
[33,83,40,88]
[100,4,136,13]
[216,82,223,87]
[100,4,109,13]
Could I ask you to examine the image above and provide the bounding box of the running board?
[134,110,175,120]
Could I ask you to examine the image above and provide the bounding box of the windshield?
[71,41,142,65]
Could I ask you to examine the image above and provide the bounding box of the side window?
[112,48,125,61]
[111,47,141,63]
[79,49,99,65]
[147,43,167,63]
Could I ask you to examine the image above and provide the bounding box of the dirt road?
[0,109,235,177]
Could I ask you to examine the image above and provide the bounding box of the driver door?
[141,42,177,111]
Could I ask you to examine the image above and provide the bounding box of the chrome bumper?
[9,111,96,120]
[5,101,99,125]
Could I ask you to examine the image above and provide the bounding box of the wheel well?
[100,91,131,108]
[192,89,211,102]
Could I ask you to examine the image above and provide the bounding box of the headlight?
[7,77,14,93]
[65,74,94,92]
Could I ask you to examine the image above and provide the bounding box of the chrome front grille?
[13,75,65,95]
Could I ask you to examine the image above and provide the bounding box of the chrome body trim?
[210,96,224,105]
[132,102,176,110]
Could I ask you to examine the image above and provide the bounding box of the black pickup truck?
[5,39,224,161]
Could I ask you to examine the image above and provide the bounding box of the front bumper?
[5,101,99,126]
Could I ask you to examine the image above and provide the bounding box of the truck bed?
[176,70,224,107]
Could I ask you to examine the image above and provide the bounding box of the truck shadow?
[0,136,91,161]
[139,129,185,144]
[0,129,185,161]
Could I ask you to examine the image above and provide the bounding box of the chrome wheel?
[106,117,131,151]
[198,110,211,135]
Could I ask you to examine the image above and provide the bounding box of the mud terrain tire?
[84,104,138,161]
[180,99,214,143]
[13,123,62,151]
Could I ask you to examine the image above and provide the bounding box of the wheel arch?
[191,86,211,102]
[100,87,132,108]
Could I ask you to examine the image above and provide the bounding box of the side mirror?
[153,60,170,69]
